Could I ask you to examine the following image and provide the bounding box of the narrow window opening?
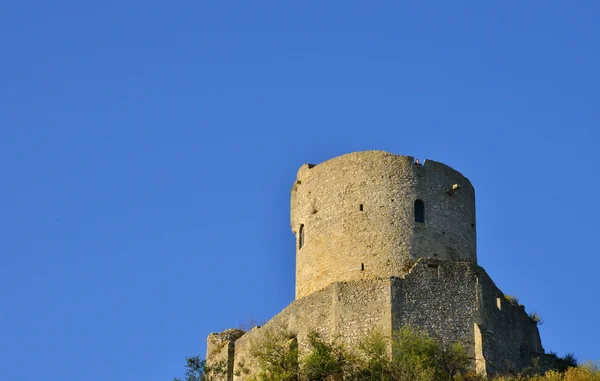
[427,263,439,278]
[414,199,425,223]
[361,263,365,271]
[299,224,305,250]
[471,223,475,228]
[359,204,364,211]
[496,297,502,310]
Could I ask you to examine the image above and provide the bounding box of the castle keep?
[207,151,544,379]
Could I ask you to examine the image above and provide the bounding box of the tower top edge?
[295,150,473,188]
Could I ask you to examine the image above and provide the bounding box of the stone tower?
[206,151,545,380]
[291,151,476,299]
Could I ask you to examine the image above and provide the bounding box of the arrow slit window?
[299,224,305,249]
[415,199,425,223]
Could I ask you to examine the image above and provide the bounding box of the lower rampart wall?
[208,278,392,380]
[391,260,543,376]
[476,269,544,375]
[207,262,543,379]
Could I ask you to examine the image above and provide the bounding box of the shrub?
[390,326,471,381]
[544,351,578,373]
[504,295,520,306]
[175,328,596,381]
[172,356,227,381]
[248,326,299,381]
[391,326,439,380]
[524,362,600,381]
[301,332,350,381]
[528,312,544,326]
[353,329,393,380]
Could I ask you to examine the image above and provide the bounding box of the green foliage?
[301,332,350,381]
[545,352,577,373]
[391,326,439,381]
[504,295,521,306]
[353,329,393,380]
[173,328,595,381]
[528,312,544,326]
[491,361,600,381]
[248,326,299,381]
[297,326,472,381]
[436,342,471,380]
[391,326,471,381]
[561,353,578,369]
[172,356,226,381]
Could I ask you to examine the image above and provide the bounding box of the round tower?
[290,151,476,299]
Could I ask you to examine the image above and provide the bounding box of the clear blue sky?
[1,2,599,380]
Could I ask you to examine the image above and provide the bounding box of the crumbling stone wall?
[208,264,543,380]
[392,259,543,376]
[206,329,245,381]
[475,270,544,375]
[205,151,545,380]
[291,151,477,299]
[207,278,393,380]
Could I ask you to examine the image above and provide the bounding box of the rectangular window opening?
[359,204,364,211]
[361,263,365,271]
[427,263,439,278]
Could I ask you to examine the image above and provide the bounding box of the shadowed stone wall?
[475,270,544,375]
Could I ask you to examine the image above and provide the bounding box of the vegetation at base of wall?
[246,325,299,381]
[489,363,600,381]
[173,328,594,381]
[172,356,227,381]
[544,352,577,373]
[302,332,351,380]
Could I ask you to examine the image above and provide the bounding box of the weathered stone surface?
[291,151,476,299]
[206,151,544,380]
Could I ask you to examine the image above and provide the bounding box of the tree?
[302,332,350,381]
[173,356,226,381]
[248,326,299,381]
